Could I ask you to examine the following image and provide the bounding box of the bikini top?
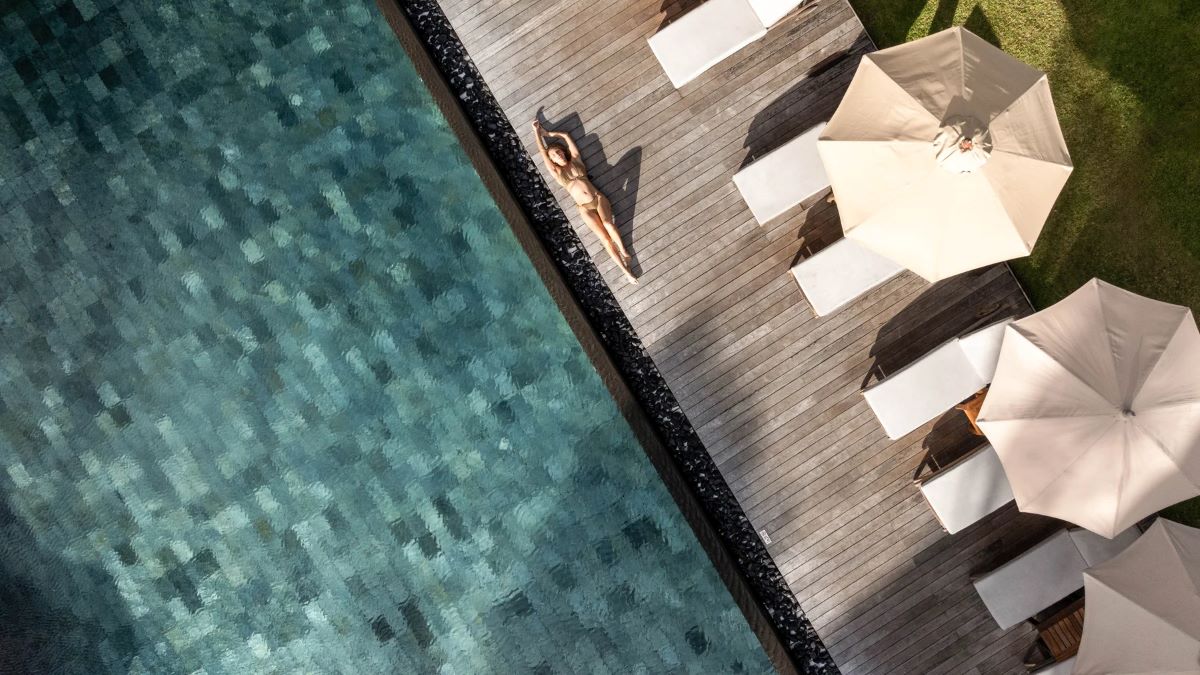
[558,159,587,183]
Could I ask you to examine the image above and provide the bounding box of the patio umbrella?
[1074,519,1200,674]
[817,26,1073,282]
[977,279,1200,538]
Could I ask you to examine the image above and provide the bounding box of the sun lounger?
[974,530,1085,629]
[973,527,1140,629]
[863,319,1012,440]
[748,0,811,26]
[789,238,904,317]
[914,443,1014,534]
[648,0,809,87]
[733,122,829,224]
[1068,526,1139,567]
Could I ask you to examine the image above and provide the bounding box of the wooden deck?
[435,1,1057,672]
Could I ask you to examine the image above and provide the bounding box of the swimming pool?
[0,0,774,671]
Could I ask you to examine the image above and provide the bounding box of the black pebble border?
[394,1,838,672]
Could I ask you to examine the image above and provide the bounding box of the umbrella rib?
[1086,570,1200,660]
[976,151,1071,255]
[1111,428,1131,536]
[838,147,943,246]
[1125,312,1192,407]
[819,139,932,145]
[1132,420,1200,490]
[985,74,1049,128]
[871,52,947,125]
[958,30,966,108]
[1094,284,1144,410]
[1137,398,1200,412]
[988,148,1072,169]
[1019,416,1121,515]
[1009,327,1120,410]
[977,412,1119,424]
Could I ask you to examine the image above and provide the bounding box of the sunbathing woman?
[532,120,637,284]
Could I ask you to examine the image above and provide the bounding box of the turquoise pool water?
[0,0,773,672]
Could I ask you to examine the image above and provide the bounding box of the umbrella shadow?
[1027,0,1200,309]
[929,0,959,33]
[915,407,986,472]
[962,5,1001,47]
[921,1,1003,47]
[738,35,870,171]
[535,109,644,275]
[859,267,1024,390]
[853,0,1001,47]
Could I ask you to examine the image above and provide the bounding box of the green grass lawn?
[847,0,1200,526]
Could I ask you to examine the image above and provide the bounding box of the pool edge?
[372,2,838,673]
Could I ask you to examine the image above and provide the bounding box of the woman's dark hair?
[545,141,569,161]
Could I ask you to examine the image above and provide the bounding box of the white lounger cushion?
[957,319,1009,382]
[863,319,1012,440]
[748,0,804,27]
[1068,525,1140,567]
[647,0,767,88]
[974,530,1088,629]
[790,238,904,317]
[920,444,1014,534]
[974,527,1140,629]
[733,122,829,224]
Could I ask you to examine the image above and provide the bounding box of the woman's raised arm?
[548,129,580,159]
[531,121,553,169]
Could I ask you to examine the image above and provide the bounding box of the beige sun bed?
[915,443,1014,535]
[973,527,1140,629]
[647,0,809,88]
[733,122,829,224]
[789,238,904,317]
[863,319,1011,440]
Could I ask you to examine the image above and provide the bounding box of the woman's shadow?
[535,108,644,276]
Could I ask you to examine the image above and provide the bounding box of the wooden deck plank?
[438,1,1045,672]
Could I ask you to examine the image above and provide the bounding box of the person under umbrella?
[818,26,1073,282]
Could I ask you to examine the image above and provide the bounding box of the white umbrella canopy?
[817,26,1073,282]
[1074,519,1200,674]
[977,279,1200,538]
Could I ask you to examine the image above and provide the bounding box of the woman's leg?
[595,193,630,261]
[580,207,637,283]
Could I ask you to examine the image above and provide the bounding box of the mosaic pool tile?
[0,0,774,672]
[396,1,836,671]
